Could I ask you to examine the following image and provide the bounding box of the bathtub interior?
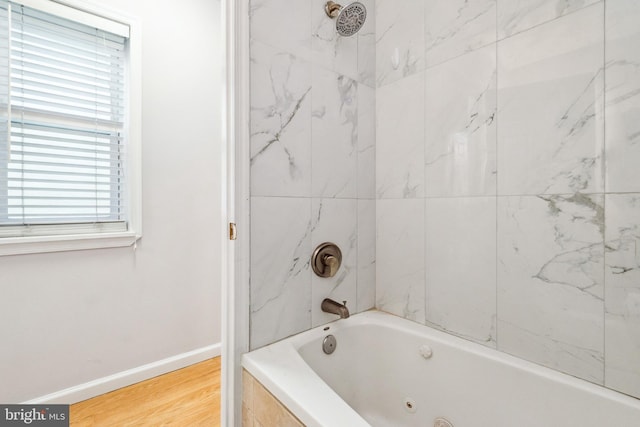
[298,323,432,426]
[294,312,640,427]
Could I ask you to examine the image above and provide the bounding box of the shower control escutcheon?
[312,242,342,278]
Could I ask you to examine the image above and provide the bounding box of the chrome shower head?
[324,1,367,37]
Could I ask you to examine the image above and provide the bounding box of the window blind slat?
[13,143,124,155]
[7,177,118,186]
[12,66,124,94]
[12,40,125,70]
[10,106,124,129]
[11,87,124,112]
[8,192,115,198]
[5,164,123,176]
[12,25,126,55]
[12,30,126,58]
[12,142,123,157]
[11,77,124,103]
[12,68,124,94]
[12,52,125,83]
[0,217,126,224]
[7,189,113,196]
[9,151,119,165]
[11,96,124,120]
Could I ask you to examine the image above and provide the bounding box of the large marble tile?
[605,0,640,193]
[357,0,376,88]
[424,0,496,68]
[375,0,425,87]
[497,5,604,196]
[357,199,376,312]
[376,199,425,323]
[497,195,605,383]
[250,41,312,197]
[357,84,375,199]
[312,68,358,198]
[425,197,496,347]
[311,198,358,326]
[250,0,311,59]
[250,197,312,349]
[604,194,640,398]
[311,0,358,80]
[425,45,497,197]
[376,71,425,199]
[497,0,601,40]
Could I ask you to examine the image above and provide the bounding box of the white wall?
[0,0,223,403]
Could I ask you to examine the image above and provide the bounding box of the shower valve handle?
[323,254,339,277]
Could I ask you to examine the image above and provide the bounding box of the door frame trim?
[221,0,251,425]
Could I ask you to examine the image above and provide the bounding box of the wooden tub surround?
[242,369,304,427]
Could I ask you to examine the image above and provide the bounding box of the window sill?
[0,232,141,256]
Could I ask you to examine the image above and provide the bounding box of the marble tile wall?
[375,0,640,399]
[248,0,640,401]
[249,0,376,350]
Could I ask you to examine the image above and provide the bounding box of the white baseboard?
[24,343,222,405]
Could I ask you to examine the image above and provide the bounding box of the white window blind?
[0,0,129,238]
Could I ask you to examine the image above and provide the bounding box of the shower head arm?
[325,1,342,18]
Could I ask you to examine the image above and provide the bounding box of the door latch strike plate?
[229,222,237,241]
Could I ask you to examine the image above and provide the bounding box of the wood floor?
[70,357,221,426]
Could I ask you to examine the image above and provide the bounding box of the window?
[0,0,140,255]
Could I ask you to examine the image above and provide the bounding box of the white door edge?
[222,0,251,425]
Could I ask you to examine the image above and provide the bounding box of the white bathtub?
[242,311,640,427]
